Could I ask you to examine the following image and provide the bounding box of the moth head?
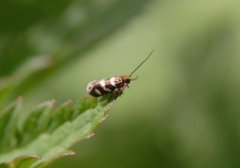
[121,75,131,83]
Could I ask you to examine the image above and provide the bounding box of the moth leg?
[124,83,129,88]
[116,87,124,94]
[116,83,128,95]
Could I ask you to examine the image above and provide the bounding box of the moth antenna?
[129,49,154,77]
[131,76,138,81]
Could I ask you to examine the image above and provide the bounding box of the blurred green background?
[1,0,240,167]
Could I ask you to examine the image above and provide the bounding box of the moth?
[86,50,154,97]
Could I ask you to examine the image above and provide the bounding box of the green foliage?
[0,0,153,168]
[4,0,240,168]
[0,156,39,168]
[0,94,117,168]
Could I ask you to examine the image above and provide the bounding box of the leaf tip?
[84,132,96,140]
[36,99,56,109]
[98,114,109,124]
[61,99,73,107]
[59,151,76,157]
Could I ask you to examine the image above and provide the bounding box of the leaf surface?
[0,94,117,168]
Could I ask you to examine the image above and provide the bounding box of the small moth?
[86,50,154,97]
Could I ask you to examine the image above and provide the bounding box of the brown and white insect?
[86,50,154,97]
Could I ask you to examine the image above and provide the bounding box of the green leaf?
[0,156,40,168]
[0,93,118,168]
[0,97,22,152]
